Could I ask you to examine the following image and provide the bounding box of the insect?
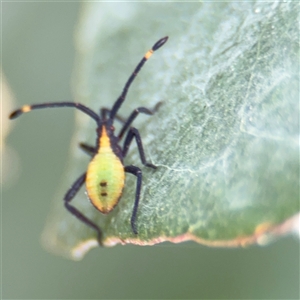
[9,36,168,246]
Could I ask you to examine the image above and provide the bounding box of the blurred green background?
[3,2,299,299]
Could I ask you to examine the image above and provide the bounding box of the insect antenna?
[9,102,100,123]
[109,36,168,121]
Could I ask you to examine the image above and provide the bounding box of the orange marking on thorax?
[98,126,111,150]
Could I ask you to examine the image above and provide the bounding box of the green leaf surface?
[42,2,299,260]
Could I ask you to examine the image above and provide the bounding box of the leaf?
[42,2,299,260]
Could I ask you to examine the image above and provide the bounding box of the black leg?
[64,173,103,246]
[123,127,156,169]
[118,102,162,139]
[125,165,142,234]
[79,142,96,156]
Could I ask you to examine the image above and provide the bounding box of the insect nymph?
[9,36,168,246]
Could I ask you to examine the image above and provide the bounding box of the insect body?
[86,125,125,213]
[9,36,168,246]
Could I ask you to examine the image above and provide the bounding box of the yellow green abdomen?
[86,147,125,213]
